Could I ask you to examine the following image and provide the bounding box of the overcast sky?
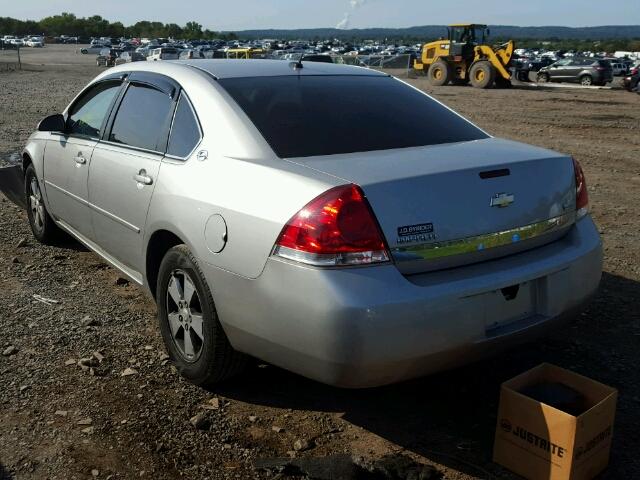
[4,0,640,30]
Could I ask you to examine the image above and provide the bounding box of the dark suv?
[537,58,613,86]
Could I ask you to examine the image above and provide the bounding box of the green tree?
[184,21,203,39]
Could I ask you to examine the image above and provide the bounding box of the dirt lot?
[1,46,639,480]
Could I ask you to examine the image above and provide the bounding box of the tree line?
[1,13,638,53]
[0,13,238,40]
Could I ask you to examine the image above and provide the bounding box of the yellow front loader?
[414,24,514,88]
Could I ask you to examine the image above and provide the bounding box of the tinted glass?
[167,94,201,157]
[219,75,488,158]
[109,83,173,151]
[67,81,121,138]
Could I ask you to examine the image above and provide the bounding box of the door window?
[167,93,201,158]
[109,83,174,151]
[67,81,121,138]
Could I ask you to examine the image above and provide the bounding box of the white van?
[147,47,180,61]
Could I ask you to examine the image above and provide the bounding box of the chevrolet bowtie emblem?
[490,193,515,208]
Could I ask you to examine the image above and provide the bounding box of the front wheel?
[157,245,248,387]
[24,164,61,244]
[469,61,496,88]
[537,72,550,83]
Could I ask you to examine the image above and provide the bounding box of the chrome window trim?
[392,212,576,263]
[49,132,101,142]
[96,139,166,158]
[165,91,203,161]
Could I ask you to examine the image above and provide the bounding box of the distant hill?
[231,25,640,40]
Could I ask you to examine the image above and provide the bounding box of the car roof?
[170,59,388,79]
[98,59,389,91]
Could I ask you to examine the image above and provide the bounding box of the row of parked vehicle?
[512,55,640,87]
[0,35,45,47]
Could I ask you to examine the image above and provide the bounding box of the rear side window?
[109,83,174,151]
[167,93,201,157]
[219,75,488,158]
[67,81,121,138]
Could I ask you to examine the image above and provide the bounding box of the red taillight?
[573,158,589,218]
[273,184,390,266]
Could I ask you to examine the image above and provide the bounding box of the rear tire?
[157,245,248,387]
[469,61,496,88]
[580,75,593,86]
[428,60,453,86]
[24,164,61,245]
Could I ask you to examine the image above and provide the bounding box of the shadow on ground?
[0,464,14,480]
[216,272,639,478]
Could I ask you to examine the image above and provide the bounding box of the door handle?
[75,155,87,165]
[133,169,153,185]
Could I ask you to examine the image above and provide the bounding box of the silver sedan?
[22,60,602,388]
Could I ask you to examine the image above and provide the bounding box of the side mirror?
[38,114,66,132]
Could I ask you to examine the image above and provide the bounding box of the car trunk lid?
[288,138,576,274]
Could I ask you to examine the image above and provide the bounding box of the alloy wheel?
[29,177,45,233]
[166,269,205,362]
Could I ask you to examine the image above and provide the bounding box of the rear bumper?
[203,216,602,388]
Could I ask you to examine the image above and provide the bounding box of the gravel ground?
[1,47,639,480]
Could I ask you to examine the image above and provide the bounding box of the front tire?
[24,164,60,244]
[469,61,496,88]
[157,245,247,387]
[537,72,550,83]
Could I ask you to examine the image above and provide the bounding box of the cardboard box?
[493,363,617,480]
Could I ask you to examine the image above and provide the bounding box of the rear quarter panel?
[144,75,341,280]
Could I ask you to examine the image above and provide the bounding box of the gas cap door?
[204,214,228,254]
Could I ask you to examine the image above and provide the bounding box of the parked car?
[178,49,204,60]
[25,37,45,48]
[6,37,24,47]
[611,63,627,76]
[300,54,333,63]
[526,57,555,72]
[23,60,602,388]
[147,47,179,61]
[96,48,121,67]
[115,51,146,64]
[537,58,613,86]
[81,44,110,54]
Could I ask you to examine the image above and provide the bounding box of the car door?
[565,59,586,81]
[549,59,571,80]
[44,79,123,238]
[88,73,178,275]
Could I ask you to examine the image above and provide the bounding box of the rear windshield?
[218,75,488,158]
